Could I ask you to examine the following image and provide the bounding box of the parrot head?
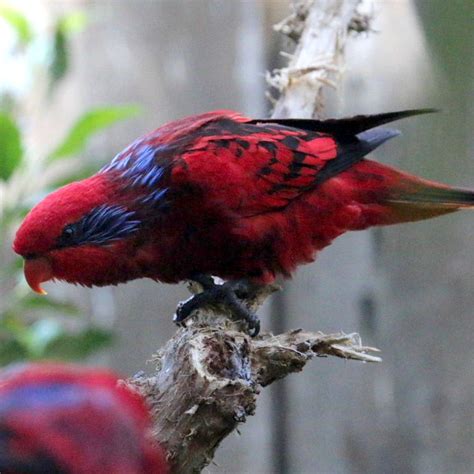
[13,174,143,294]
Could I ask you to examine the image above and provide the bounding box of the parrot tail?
[346,159,474,226]
[390,184,474,209]
[384,180,474,223]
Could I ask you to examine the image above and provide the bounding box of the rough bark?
[126,285,380,474]
[269,0,364,119]
[125,1,375,473]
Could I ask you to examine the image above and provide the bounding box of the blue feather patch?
[57,205,141,248]
[139,188,169,207]
[102,142,168,188]
[101,141,170,209]
[0,383,91,412]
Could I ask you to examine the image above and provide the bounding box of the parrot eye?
[59,224,77,246]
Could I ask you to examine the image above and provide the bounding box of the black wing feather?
[314,128,401,186]
[250,109,438,143]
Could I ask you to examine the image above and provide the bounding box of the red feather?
[13,109,474,291]
[0,363,168,474]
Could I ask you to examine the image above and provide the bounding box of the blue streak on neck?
[101,141,170,210]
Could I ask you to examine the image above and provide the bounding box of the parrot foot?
[174,275,261,336]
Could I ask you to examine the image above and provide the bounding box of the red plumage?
[0,363,168,474]
[13,109,474,293]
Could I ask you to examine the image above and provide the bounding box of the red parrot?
[0,363,168,474]
[13,109,474,333]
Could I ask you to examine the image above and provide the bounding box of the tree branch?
[125,1,375,472]
[127,284,380,473]
[269,0,364,119]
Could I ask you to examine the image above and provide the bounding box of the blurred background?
[0,0,472,473]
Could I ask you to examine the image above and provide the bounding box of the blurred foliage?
[0,5,139,365]
[49,12,87,87]
[49,105,141,160]
[0,5,33,45]
[0,112,22,180]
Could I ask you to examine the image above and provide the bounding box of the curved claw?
[246,316,260,338]
[174,276,262,336]
[174,292,209,323]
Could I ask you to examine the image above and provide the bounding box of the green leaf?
[0,112,23,180]
[57,11,87,35]
[48,105,141,161]
[0,319,113,363]
[49,26,68,85]
[19,295,80,316]
[19,319,62,358]
[0,6,33,45]
[0,310,27,335]
[43,327,114,360]
[0,337,27,366]
[48,12,87,88]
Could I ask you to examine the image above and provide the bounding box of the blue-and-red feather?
[0,363,168,474]
[13,109,474,292]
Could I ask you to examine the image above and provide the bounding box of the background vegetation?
[0,5,139,364]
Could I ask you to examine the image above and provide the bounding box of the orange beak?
[24,257,53,295]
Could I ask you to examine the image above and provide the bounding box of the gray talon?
[175,275,261,336]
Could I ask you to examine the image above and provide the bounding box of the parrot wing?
[169,110,435,217]
[101,109,435,218]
